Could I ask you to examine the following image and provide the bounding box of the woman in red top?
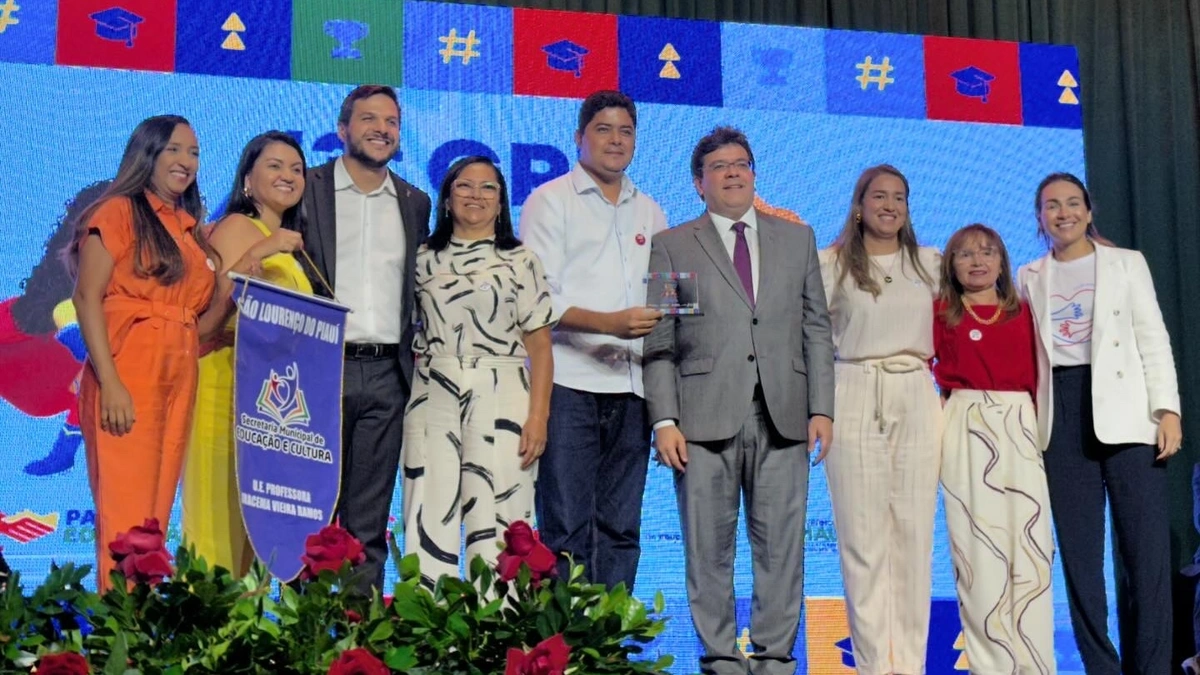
[933,224,1055,675]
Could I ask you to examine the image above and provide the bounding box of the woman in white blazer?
[1018,172,1182,675]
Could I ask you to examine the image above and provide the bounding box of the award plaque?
[644,272,700,315]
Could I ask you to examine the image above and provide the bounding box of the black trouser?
[1044,365,1171,675]
[337,355,407,594]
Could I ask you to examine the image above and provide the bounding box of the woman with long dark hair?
[1019,172,1180,675]
[183,131,306,576]
[818,165,941,675]
[400,156,554,586]
[934,224,1054,675]
[71,116,278,589]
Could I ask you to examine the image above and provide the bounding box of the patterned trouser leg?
[401,355,537,588]
[942,389,1056,675]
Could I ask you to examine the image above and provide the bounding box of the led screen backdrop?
[0,1,1102,671]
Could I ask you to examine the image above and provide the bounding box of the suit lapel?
[312,162,338,293]
[756,213,780,312]
[1090,245,1119,352]
[1024,255,1054,359]
[693,215,752,310]
[392,173,422,312]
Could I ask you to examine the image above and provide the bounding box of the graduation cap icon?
[89,7,145,48]
[542,39,588,78]
[950,65,995,102]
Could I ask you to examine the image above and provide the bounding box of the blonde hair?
[938,224,1021,327]
[833,164,934,298]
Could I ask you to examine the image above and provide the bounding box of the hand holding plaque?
[644,272,701,315]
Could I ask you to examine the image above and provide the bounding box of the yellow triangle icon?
[658,43,680,61]
[222,12,246,32]
[954,632,966,649]
[955,652,970,670]
[659,61,681,79]
[1059,87,1079,104]
[222,32,246,51]
[1057,69,1078,88]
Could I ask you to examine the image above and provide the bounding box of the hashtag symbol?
[0,0,20,34]
[438,29,480,65]
[855,56,895,91]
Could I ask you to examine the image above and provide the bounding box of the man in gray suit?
[643,127,835,675]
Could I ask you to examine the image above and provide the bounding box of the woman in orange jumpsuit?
[71,116,287,589]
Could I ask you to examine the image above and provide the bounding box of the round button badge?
[635,233,646,246]
[969,329,982,341]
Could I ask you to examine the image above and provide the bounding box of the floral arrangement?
[0,519,671,675]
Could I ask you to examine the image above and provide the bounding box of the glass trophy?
[644,272,700,315]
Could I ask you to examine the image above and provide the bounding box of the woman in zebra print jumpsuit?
[401,156,555,588]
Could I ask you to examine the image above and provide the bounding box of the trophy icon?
[325,20,368,60]
[753,48,793,86]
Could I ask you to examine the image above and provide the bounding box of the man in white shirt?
[644,127,835,675]
[520,90,667,591]
[297,85,431,592]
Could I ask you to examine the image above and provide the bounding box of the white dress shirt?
[709,207,760,296]
[519,162,668,396]
[333,157,406,344]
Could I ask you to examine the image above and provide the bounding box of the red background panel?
[56,0,178,72]
[924,36,1022,125]
[513,8,618,99]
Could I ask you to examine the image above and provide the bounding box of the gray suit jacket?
[294,159,432,391]
[642,210,835,442]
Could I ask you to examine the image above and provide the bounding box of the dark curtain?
[457,0,1200,658]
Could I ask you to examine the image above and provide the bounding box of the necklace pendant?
[884,275,893,284]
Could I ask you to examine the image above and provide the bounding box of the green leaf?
[653,590,665,615]
[446,613,470,640]
[399,553,422,583]
[368,621,395,643]
[651,654,675,670]
[384,645,417,670]
[476,598,503,619]
[104,633,129,675]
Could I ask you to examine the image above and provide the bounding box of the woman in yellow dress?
[184,131,310,575]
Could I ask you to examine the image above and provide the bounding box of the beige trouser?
[826,355,943,674]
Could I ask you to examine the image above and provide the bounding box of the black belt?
[344,342,400,360]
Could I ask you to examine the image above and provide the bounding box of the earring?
[243,187,251,198]
[855,212,861,224]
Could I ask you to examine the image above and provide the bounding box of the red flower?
[504,521,537,556]
[504,634,570,675]
[108,519,173,586]
[344,609,363,623]
[301,524,366,580]
[327,648,388,675]
[496,520,556,583]
[34,651,90,674]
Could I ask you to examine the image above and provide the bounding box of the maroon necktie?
[732,221,754,307]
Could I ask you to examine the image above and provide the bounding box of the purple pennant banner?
[232,275,348,582]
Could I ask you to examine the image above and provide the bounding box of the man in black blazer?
[297,85,431,592]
